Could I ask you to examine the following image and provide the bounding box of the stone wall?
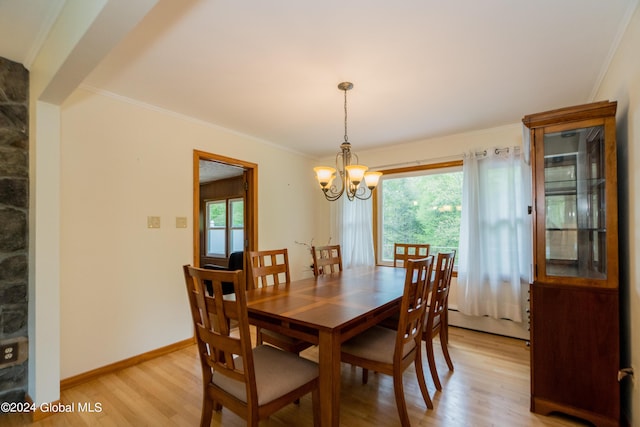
[0,57,29,403]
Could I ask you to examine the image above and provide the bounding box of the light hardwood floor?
[2,327,590,426]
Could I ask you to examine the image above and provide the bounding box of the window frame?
[373,160,463,268]
[205,197,244,258]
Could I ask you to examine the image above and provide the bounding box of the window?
[376,163,463,266]
[206,198,244,257]
[229,198,244,253]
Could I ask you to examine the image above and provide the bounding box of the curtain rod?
[371,146,521,170]
[471,146,521,157]
[372,154,463,170]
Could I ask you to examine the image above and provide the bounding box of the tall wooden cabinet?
[522,101,620,427]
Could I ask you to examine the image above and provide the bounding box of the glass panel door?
[543,126,606,279]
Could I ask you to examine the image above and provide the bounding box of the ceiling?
[199,159,244,182]
[0,0,65,67]
[1,0,638,159]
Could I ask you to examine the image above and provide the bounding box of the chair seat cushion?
[341,325,415,364]
[211,345,318,405]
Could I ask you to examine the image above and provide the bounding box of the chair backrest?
[228,251,244,271]
[425,251,456,331]
[395,256,434,360]
[311,244,343,276]
[182,265,260,407]
[247,248,291,289]
[393,243,430,268]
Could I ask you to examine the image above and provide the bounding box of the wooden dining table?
[245,265,408,427]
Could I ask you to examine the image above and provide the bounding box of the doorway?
[193,150,257,284]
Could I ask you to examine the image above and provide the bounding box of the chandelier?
[314,82,382,201]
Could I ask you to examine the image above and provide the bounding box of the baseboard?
[60,337,195,390]
[25,394,60,422]
[448,309,530,340]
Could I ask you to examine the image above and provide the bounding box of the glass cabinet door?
[542,125,606,279]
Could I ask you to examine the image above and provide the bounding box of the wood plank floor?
[2,327,591,426]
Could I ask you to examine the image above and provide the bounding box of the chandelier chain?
[343,87,348,143]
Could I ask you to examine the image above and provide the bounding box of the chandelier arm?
[323,180,344,200]
[323,188,345,201]
[344,148,356,200]
[323,186,344,199]
[354,186,373,200]
[346,179,357,201]
[319,151,345,200]
[334,151,346,192]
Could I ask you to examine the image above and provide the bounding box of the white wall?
[27,0,158,406]
[595,3,640,423]
[59,87,320,378]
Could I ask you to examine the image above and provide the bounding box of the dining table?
[245,265,408,427]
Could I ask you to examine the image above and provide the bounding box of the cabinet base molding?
[532,397,620,427]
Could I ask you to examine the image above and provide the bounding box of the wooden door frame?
[193,150,258,273]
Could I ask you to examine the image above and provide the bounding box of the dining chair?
[247,249,313,354]
[393,243,430,268]
[311,244,343,276]
[202,250,244,295]
[182,265,320,427]
[378,243,431,329]
[423,250,456,391]
[341,256,435,426]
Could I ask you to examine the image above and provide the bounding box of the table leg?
[318,330,340,427]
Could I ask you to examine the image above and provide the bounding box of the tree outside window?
[378,165,462,265]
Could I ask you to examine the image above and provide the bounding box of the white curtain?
[331,197,375,268]
[457,148,531,322]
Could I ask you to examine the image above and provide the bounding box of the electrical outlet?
[0,342,19,365]
[0,337,27,367]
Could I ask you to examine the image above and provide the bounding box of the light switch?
[176,216,188,228]
[147,216,161,228]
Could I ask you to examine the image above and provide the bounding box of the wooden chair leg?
[440,328,454,371]
[200,394,214,427]
[362,368,369,384]
[414,347,433,409]
[425,336,442,390]
[255,327,264,346]
[248,410,259,427]
[393,372,411,427]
